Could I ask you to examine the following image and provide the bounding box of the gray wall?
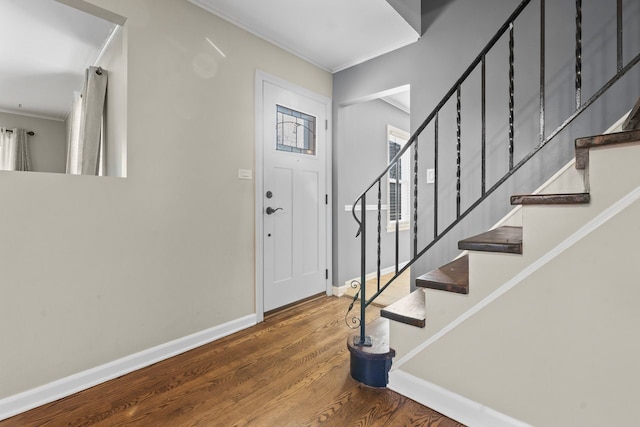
[0,112,66,173]
[335,99,410,285]
[333,0,640,286]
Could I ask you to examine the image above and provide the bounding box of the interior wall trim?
[0,314,257,422]
[388,369,532,427]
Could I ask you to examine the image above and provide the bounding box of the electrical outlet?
[426,168,435,184]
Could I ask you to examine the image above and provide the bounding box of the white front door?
[261,79,328,312]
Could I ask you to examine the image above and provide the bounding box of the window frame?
[386,125,410,232]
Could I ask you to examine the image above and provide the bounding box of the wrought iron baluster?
[377,181,381,292]
[540,0,546,144]
[434,113,439,239]
[395,159,400,274]
[575,0,582,109]
[358,194,368,346]
[456,86,462,219]
[617,0,623,72]
[481,56,487,196]
[413,143,418,258]
[509,22,515,170]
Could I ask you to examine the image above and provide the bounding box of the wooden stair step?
[416,255,469,294]
[458,226,523,254]
[380,289,426,328]
[622,96,640,131]
[510,193,590,205]
[575,129,640,169]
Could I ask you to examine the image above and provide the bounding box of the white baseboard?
[332,285,347,297]
[388,369,531,427]
[0,314,257,422]
[343,261,409,288]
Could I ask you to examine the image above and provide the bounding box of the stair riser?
[575,130,640,169]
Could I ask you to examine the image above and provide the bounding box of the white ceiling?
[189,0,420,73]
[1,0,414,122]
[0,0,116,121]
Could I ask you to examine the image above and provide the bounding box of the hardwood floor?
[342,269,411,308]
[1,297,464,427]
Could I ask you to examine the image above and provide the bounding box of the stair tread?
[575,129,640,169]
[458,226,523,254]
[416,255,469,294]
[347,317,394,359]
[622,97,640,131]
[510,193,590,205]
[380,289,426,328]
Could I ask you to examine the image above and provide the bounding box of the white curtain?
[66,66,108,175]
[66,91,83,174]
[0,128,30,171]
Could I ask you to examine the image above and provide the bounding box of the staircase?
[387,121,640,426]
[384,117,640,344]
[345,0,640,422]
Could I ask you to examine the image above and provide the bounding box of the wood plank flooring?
[342,269,411,308]
[1,297,464,427]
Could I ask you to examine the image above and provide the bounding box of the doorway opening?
[255,71,332,322]
[335,85,412,308]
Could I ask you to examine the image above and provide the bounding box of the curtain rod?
[4,129,35,136]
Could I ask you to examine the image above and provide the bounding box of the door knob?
[266,207,283,215]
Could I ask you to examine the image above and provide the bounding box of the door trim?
[255,70,333,322]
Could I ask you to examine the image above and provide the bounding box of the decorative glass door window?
[276,105,316,155]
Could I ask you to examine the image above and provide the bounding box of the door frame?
[255,70,333,322]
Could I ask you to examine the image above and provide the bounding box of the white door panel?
[262,81,327,311]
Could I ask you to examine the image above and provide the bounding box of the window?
[387,125,410,231]
[276,105,316,155]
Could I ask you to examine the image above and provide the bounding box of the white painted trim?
[343,261,409,287]
[325,99,334,297]
[345,204,389,212]
[54,0,127,26]
[607,110,631,134]
[255,72,266,323]
[0,108,65,122]
[0,314,256,422]
[254,71,333,319]
[331,37,419,73]
[333,284,347,297]
[380,96,410,114]
[386,222,410,233]
[340,85,411,109]
[93,24,122,67]
[388,370,532,427]
[394,182,640,369]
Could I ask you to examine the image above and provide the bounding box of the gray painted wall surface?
[333,0,640,286]
[0,112,66,173]
[335,99,410,285]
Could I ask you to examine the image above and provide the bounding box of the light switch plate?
[426,168,435,184]
[238,169,252,180]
